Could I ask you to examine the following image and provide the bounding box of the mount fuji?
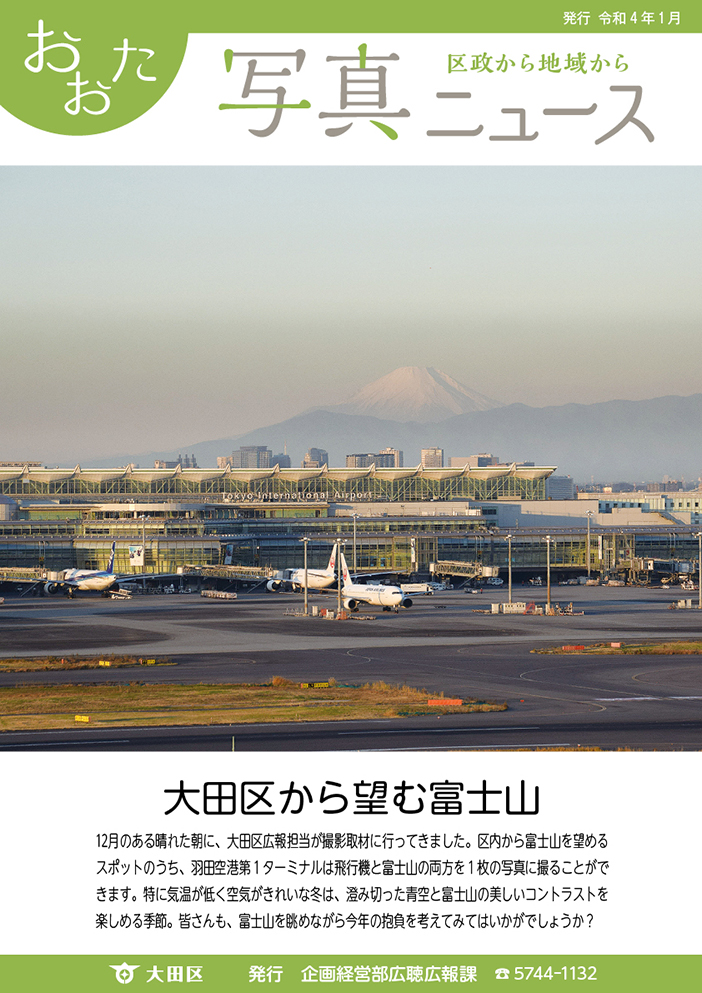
[320,366,503,423]
[83,365,702,480]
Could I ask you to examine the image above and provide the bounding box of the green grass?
[0,677,507,731]
[0,654,173,671]
[534,640,702,655]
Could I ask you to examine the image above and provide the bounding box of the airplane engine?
[343,598,360,612]
[266,580,283,592]
[400,596,413,609]
[44,582,60,594]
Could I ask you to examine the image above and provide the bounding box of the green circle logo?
[0,6,187,134]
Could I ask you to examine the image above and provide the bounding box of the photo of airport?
[1,166,700,751]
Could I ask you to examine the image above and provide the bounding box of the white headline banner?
[1,34,699,164]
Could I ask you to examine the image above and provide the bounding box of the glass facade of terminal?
[0,520,698,577]
[76,540,220,573]
[0,466,551,503]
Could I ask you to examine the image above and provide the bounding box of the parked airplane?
[266,545,396,593]
[44,542,126,598]
[267,544,339,592]
[340,553,412,612]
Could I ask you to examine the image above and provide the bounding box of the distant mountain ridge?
[86,392,702,481]
[320,366,502,422]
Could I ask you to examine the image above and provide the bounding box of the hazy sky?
[0,166,699,463]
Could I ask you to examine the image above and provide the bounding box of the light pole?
[336,539,343,616]
[141,516,148,590]
[507,533,513,604]
[629,532,636,585]
[352,513,358,574]
[585,510,594,579]
[301,537,309,616]
[545,534,552,612]
[696,532,702,610]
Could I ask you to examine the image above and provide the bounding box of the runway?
[0,588,701,750]
[0,715,700,751]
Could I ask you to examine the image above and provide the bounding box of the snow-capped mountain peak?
[329,366,502,423]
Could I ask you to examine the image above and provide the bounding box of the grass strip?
[534,640,702,655]
[0,654,172,671]
[0,678,506,731]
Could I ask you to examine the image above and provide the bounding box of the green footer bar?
[0,956,699,991]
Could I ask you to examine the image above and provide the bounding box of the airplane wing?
[115,572,183,582]
[350,571,397,583]
[3,576,84,597]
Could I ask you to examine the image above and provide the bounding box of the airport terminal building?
[0,463,554,512]
[0,464,699,581]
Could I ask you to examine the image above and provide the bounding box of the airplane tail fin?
[327,543,337,574]
[107,541,116,574]
[340,552,351,589]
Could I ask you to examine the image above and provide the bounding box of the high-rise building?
[346,453,376,468]
[346,449,403,468]
[376,447,403,468]
[229,446,272,469]
[302,447,329,468]
[271,453,292,469]
[545,475,576,500]
[154,453,198,470]
[421,447,444,468]
[449,453,499,468]
[469,453,499,468]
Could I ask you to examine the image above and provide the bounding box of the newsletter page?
[0,2,699,991]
